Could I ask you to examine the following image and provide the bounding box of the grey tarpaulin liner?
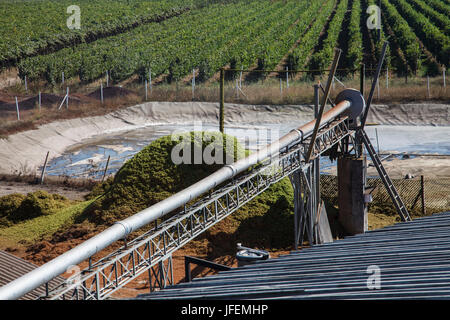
[0,102,447,175]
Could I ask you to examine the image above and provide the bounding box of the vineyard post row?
[20,64,447,92]
[218,65,366,133]
[12,63,447,127]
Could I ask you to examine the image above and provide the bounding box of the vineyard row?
[13,0,450,87]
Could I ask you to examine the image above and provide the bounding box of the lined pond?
[45,123,450,179]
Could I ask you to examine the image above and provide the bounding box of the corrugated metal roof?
[135,211,450,300]
[0,250,65,300]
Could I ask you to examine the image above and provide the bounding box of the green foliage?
[0,0,196,69]
[381,0,422,73]
[0,193,26,219]
[86,177,114,201]
[6,191,70,223]
[84,132,246,225]
[18,1,297,83]
[366,0,392,69]
[407,0,450,37]
[44,63,56,86]
[291,0,337,70]
[427,0,450,17]
[285,53,299,72]
[236,0,318,72]
[16,1,330,84]
[0,217,12,228]
[0,194,26,228]
[10,0,448,84]
[389,0,449,66]
[308,0,348,72]
[345,0,363,71]
[192,177,295,254]
[231,177,294,249]
[0,200,94,246]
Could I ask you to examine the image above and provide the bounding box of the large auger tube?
[0,89,365,300]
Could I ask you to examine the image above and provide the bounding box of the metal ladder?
[360,130,412,222]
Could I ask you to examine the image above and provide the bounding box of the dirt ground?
[3,222,291,300]
[0,173,292,299]
[0,180,90,201]
[373,156,450,178]
[323,155,450,179]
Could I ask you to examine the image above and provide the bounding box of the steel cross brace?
[41,118,355,300]
[290,167,314,249]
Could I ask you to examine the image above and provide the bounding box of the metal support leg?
[306,166,315,246]
[291,165,320,249]
[313,160,320,244]
[290,171,302,249]
[149,254,173,292]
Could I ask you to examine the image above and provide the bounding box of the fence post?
[100,83,104,104]
[149,68,152,94]
[427,76,430,99]
[219,68,224,133]
[376,77,380,100]
[145,80,148,100]
[192,69,195,100]
[24,76,28,92]
[444,68,446,88]
[57,93,67,110]
[102,155,111,182]
[106,71,109,87]
[421,175,426,215]
[280,78,283,95]
[286,67,289,89]
[15,97,20,121]
[38,91,41,111]
[360,64,365,96]
[66,87,69,109]
[40,151,49,185]
[386,66,389,88]
[239,66,243,88]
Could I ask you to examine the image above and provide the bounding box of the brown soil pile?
[18,222,292,300]
[21,93,64,109]
[24,224,97,265]
[0,86,133,112]
[0,93,93,114]
[0,92,16,105]
[19,93,88,109]
[87,86,139,101]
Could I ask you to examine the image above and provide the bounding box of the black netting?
[320,175,450,217]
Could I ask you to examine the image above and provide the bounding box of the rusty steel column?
[338,155,368,235]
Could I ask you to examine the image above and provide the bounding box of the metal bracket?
[184,256,232,283]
